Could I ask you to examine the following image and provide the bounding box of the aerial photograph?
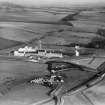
[0,0,105,105]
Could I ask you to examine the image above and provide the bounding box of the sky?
[1,0,105,6]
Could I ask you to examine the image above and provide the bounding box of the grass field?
[0,59,51,105]
[0,2,105,105]
[0,37,22,50]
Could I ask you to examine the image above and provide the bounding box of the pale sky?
[1,0,105,6]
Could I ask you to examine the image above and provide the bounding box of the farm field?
[62,76,105,105]
[0,2,105,105]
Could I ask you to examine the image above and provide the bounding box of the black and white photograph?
[0,0,105,105]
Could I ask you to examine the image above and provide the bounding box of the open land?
[0,2,105,105]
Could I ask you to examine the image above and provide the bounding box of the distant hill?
[0,37,23,50]
[0,2,28,12]
[0,2,25,8]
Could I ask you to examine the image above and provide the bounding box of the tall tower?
[39,40,42,49]
[75,45,80,57]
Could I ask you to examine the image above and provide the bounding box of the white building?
[36,49,63,58]
[14,46,38,57]
[14,51,25,56]
[18,46,38,52]
[45,52,63,58]
[13,46,63,58]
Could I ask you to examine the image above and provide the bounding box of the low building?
[36,49,63,58]
[13,46,63,58]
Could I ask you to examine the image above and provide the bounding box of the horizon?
[0,0,105,7]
